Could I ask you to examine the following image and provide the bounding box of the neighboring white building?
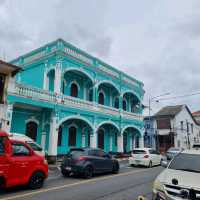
[193,110,200,124]
[0,60,21,132]
[152,105,200,153]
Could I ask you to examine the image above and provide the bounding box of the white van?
[9,133,47,157]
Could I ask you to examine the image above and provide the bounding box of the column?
[91,132,97,148]
[48,111,58,163]
[117,134,123,153]
[54,62,62,93]
[93,86,98,103]
[119,95,123,111]
[82,134,86,147]
[139,135,144,148]
[109,133,113,152]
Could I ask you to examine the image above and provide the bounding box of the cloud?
[0,0,199,114]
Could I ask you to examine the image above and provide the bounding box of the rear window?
[0,137,5,155]
[69,149,87,157]
[26,142,42,151]
[132,150,146,154]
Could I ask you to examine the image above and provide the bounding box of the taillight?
[144,155,149,159]
[75,156,87,162]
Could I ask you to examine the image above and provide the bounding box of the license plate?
[65,167,71,171]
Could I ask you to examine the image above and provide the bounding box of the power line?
[156,91,200,101]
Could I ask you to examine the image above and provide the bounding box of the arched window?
[114,97,119,109]
[57,126,62,146]
[70,83,78,97]
[47,70,55,92]
[123,99,127,111]
[26,121,38,141]
[68,126,76,146]
[98,92,104,105]
[97,129,104,149]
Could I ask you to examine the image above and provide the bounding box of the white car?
[9,133,47,157]
[129,148,162,167]
[153,149,200,200]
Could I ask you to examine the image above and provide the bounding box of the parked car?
[153,149,200,200]
[192,143,200,149]
[129,148,162,167]
[0,131,48,189]
[9,133,47,157]
[165,147,183,160]
[60,148,119,178]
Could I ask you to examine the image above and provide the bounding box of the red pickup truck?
[0,131,48,189]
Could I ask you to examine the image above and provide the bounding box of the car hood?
[157,168,200,189]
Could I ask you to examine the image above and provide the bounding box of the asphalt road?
[0,164,163,200]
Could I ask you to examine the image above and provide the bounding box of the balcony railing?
[9,83,143,121]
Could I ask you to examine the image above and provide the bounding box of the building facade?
[0,60,21,131]
[192,111,200,124]
[145,105,200,153]
[6,39,145,159]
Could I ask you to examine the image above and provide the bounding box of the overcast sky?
[0,0,199,115]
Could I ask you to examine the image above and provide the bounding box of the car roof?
[9,133,33,142]
[0,131,9,137]
[181,149,200,155]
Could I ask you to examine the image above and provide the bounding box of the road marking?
[0,168,150,200]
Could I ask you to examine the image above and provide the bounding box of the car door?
[149,149,156,165]
[8,142,32,186]
[99,150,113,172]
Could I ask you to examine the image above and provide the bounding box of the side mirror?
[161,160,168,168]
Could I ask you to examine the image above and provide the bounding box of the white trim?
[121,125,141,136]
[69,80,80,91]
[122,90,141,102]
[95,121,120,132]
[96,80,120,94]
[25,118,39,125]
[62,67,94,84]
[68,123,78,129]
[57,115,94,132]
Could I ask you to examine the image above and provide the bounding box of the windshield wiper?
[175,168,200,173]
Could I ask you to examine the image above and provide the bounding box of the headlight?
[153,179,164,191]
[153,180,166,200]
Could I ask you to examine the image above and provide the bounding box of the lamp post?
[148,92,170,151]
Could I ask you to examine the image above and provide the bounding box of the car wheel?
[130,164,135,167]
[83,166,93,179]
[112,163,119,174]
[61,170,70,177]
[148,161,152,168]
[29,172,45,189]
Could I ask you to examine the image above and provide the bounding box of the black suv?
[60,148,119,178]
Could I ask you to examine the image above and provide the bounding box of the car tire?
[112,162,119,174]
[83,166,93,179]
[130,164,135,167]
[148,161,152,168]
[28,172,45,189]
[61,170,70,177]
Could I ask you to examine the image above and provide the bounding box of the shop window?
[97,129,104,149]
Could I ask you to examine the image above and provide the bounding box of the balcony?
[8,83,143,121]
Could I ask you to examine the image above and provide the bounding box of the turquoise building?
[7,39,144,159]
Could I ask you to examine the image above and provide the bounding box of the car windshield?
[132,150,146,154]
[0,137,5,155]
[26,142,42,151]
[169,153,200,173]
